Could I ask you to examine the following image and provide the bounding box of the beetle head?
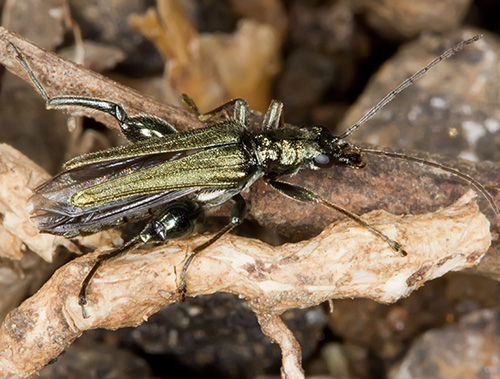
[312,126,365,169]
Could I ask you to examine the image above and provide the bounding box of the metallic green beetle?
[10,35,496,318]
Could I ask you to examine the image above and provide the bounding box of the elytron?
[9,35,497,318]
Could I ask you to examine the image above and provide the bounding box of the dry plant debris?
[128,0,282,112]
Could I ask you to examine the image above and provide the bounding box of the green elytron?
[10,35,497,318]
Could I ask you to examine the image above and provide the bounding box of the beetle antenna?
[338,34,483,140]
[359,147,499,216]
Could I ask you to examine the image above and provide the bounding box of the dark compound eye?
[313,153,334,168]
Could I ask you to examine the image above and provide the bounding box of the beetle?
[9,35,497,318]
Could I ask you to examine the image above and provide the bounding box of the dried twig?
[0,183,491,377]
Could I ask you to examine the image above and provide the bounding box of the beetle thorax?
[252,130,320,176]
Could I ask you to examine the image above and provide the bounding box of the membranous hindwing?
[11,35,497,320]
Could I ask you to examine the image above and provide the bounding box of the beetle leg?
[78,201,204,318]
[49,97,177,142]
[262,100,284,130]
[9,43,177,142]
[178,194,246,300]
[115,114,177,142]
[181,94,248,126]
[182,95,285,130]
[267,179,408,256]
[78,235,144,319]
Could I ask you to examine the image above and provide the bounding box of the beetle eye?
[313,153,334,168]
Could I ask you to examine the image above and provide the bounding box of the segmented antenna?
[339,34,483,139]
[360,148,499,216]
